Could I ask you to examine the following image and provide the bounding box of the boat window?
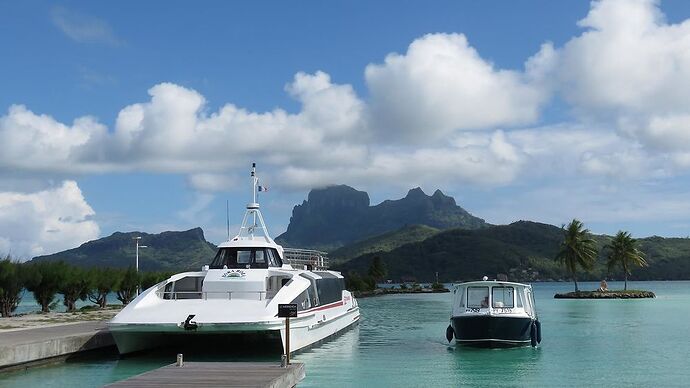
[516,288,524,308]
[266,249,283,267]
[457,287,466,307]
[526,289,535,315]
[492,286,515,308]
[237,250,252,265]
[300,274,319,307]
[209,248,283,269]
[163,282,173,300]
[255,250,266,264]
[315,277,345,305]
[467,286,489,308]
[290,290,312,311]
[173,276,204,299]
[210,249,229,268]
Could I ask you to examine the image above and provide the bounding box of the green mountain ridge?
[329,224,441,264]
[31,227,217,270]
[27,187,690,281]
[335,221,690,282]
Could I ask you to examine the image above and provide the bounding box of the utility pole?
[133,236,147,295]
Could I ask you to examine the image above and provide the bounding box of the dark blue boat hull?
[451,315,534,347]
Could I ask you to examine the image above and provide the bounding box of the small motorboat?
[446,277,541,347]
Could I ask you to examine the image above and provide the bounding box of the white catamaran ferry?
[109,164,360,354]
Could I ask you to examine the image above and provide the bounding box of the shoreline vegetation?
[345,255,453,297]
[0,258,171,318]
[554,290,656,299]
[553,220,654,299]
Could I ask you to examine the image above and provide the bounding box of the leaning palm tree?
[555,219,598,292]
[605,231,648,291]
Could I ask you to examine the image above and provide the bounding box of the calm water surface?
[1,281,689,387]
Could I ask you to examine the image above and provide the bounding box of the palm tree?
[555,219,598,292]
[605,231,648,291]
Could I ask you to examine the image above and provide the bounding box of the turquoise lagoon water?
[1,281,689,387]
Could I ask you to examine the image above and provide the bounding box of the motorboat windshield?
[209,247,283,269]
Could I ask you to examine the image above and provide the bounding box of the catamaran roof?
[217,238,282,249]
[453,280,532,288]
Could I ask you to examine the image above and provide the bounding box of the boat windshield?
[467,286,489,308]
[209,247,283,269]
[492,286,515,308]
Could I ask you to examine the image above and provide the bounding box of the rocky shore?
[353,287,450,298]
[554,290,655,299]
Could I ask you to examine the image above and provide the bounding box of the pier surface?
[0,321,114,369]
[105,362,305,388]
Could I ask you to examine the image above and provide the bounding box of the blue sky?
[2,0,690,258]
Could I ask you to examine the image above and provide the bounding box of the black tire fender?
[446,325,455,342]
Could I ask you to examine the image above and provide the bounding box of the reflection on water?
[2,282,690,387]
[450,346,542,385]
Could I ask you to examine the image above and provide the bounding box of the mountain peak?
[405,187,427,199]
[308,185,370,207]
[431,189,456,206]
[276,185,487,250]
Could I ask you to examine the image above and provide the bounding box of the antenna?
[226,199,230,241]
[251,162,257,205]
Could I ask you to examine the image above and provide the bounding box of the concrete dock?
[0,321,114,370]
[105,361,305,388]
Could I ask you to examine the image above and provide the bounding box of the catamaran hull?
[280,307,360,351]
[110,307,360,355]
[451,316,533,347]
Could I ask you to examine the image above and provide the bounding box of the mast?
[233,162,272,242]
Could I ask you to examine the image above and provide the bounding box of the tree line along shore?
[344,219,654,298]
[0,217,657,316]
[0,259,171,318]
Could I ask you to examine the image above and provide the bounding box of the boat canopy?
[452,281,537,318]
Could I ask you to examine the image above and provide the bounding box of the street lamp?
[133,237,147,294]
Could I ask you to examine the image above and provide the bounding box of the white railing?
[156,290,268,301]
[283,248,329,270]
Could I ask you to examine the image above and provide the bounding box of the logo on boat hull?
[221,270,246,279]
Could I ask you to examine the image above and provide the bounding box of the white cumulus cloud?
[0,181,99,259]
[2,0,690,208]
[558,0,690,158]
[0,105,107,173]
[365,33,555,142]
